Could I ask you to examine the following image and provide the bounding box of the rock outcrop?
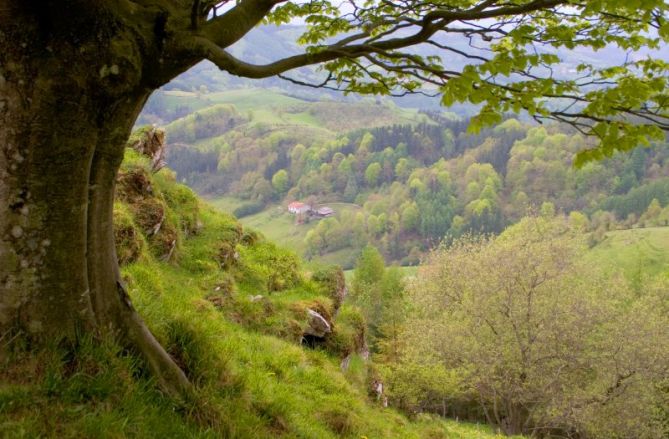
[129,126,167,173]
[304,308,331,338]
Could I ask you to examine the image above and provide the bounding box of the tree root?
[117,282,192,399]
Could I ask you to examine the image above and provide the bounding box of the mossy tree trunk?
[2,0,323,396]
[0,2,198,395]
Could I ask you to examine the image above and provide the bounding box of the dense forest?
[160,100,669,265]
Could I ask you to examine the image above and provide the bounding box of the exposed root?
[116,282,192,399]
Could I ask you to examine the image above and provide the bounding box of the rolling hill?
[587,227,669,281]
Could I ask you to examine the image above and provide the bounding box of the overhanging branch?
[200,0,287,47]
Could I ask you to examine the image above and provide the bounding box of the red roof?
[288,201,305,208]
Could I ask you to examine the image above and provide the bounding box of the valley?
[147,85,669,272]
[3,9,667,438]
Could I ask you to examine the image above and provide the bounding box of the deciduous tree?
[1,0,667,394]
[399,217,668,437]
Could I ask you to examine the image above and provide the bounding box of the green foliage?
[233,200,266,218]
[164,104,244,144]
[365,162,383,187]
[350,247,412,356]
[394,216,669,437]
[112,202,146,266]
[269,1,669,162]
[601,177,669,220]
[324,305,367,358]
[114,149,201,263]
[237,241,302,293]
[163,81,668,266]
[271,169,290,194]
[352,245,385,292]
[4,146,517,437]
[206,113,669,267]
[311,265,347,309]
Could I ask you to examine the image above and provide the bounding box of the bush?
[233,200,266,218]
[312,265,347,311]
[238,242,302,293]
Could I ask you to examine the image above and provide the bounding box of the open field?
[238,204,316,256]
[206,196,246,214]
[163,87,306,110]
[210,199,365,267]
[587,226,669,280]
[161,88,429,134]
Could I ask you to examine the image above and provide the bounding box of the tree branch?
[200,0,286,48]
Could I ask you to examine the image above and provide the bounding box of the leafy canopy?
[192,0,668,164]
[97,2,667,164]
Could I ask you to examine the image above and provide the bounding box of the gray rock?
[304,308,331,338]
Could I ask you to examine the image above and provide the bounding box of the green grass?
[162,88,307,113]
[1,151,515,438]
[161,91,214,113]
[587,226,669,282]
[216,201,365,268]
[344,265,419,283]
[237,204,314,255]
[206,196,246,214]
[161,88,431,134]
[206,88,306,111]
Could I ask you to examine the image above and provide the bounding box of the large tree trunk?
[0,2,191,396]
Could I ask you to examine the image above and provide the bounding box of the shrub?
[233,201,266,218]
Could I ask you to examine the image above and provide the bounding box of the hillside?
[139,85,432,129]
[133,24,669,270]
[137,24,652,123]
[162,99,669,268]
[0,144,517,439]
[587,227,669,281]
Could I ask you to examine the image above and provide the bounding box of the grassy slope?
[237,204,316,256]
[164,88,428,137]
[218,200,364,268]
[162,88,305,112]
[0,151,514,439]
[344,266,419,284]
[586,226,669,280]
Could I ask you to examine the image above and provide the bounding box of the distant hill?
[138,23,665,125]
[148,83,669,268]
[136,26,669,268]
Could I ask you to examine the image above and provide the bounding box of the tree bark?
[0,48,98,337]
[0,2,191,397]
[87,97,191,396]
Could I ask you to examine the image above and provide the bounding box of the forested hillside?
[153,91,669,267]
[3,2,668,439]
[2,141,513,439]
[5,130,663,439]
